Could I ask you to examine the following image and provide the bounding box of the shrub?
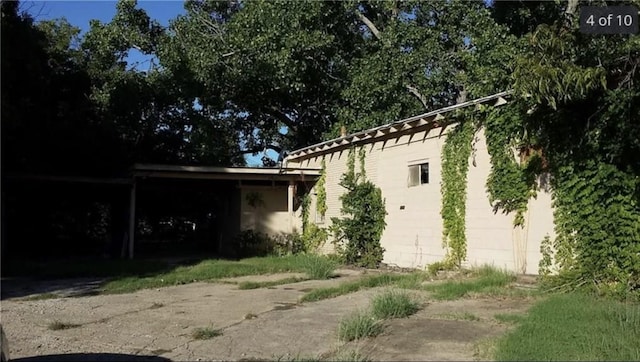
[331,148,387,268]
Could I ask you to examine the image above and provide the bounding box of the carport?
[128,164,321,259]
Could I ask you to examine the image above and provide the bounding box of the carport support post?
[128,179,137,259]
[288,181,295,233]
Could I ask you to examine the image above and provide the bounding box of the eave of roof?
[132,164,321,181]
[285,90,512,162]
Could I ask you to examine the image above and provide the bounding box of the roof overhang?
[132,164,321,182]
[286,90,512,162]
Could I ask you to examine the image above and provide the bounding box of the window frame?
[407,159,430,187]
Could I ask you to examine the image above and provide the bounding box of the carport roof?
[132,164,321,181]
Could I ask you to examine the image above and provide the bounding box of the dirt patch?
[2,274,535,361]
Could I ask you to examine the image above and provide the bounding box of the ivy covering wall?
[440,119,474,268]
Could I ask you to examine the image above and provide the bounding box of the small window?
[408,162,429,187]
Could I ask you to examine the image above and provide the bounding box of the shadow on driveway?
[11,353,172,362]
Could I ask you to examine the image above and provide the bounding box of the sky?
[24,0,272,166]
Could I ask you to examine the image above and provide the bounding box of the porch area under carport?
[128,164,321,259]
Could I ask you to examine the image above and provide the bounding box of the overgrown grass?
[238,277,308,290]
[192,326,223,340]
[494,293,640,361]
[370,289,420,319]
[494,313,525,324]
[423,265,516,300]
[101,254,337,294]
[299,254,337,280]
[47,321,81,330]
[301,273,423,302]
[338,310,384,342]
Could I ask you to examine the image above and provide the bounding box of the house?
[6,91,553,272]
[283,91,555,275]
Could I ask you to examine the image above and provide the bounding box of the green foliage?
[300,273,415,302]
[316,158,328,219]
[370,290,420,319]
[546,162,640,299]
[440,120,474,267]
[232,229,275,258]
[192,327,223,340]
[300,185,328,253]
[331,148,387,268]
[538,235,553,279]
[505,10,640,298]
[338,310,384,342]
[494,293,640,361]
[299,254,337,280]
[423,265,516,300]
[484,106,540,227]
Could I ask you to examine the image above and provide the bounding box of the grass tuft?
[370,289,420,319]
[299,254,337,280]
[238,277,308,290]
[192,326,223,340]
[338,310,384,342]
[301,273,422,302]
[424,265,516,300]
[48,320,81,330]
[494,293,640,361]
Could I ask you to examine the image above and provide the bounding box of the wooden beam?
[494,96,508,106]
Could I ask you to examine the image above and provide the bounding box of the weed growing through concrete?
[238,277,308,290]
[192,326,223,340]
[371,289,420,319]
[48,321,81,330]
[338,310,383,342]
[300,255,337,280]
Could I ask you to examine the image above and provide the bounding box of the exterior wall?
[463,130,555,275]
[239,186,291,236]
[287,125,556,275]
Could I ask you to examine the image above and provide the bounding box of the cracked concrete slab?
[1,273,534,361]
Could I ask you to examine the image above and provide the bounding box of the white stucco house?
[130,91,554,274]
[281,91,555,275]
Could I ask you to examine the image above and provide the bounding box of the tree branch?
[405,84,429,109]
[355,9,382,40]
[266,106,298,132]
[238,144,283,155]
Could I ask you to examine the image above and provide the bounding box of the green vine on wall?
[316,158,327,219]
[484,106,540,227]
[440,119,474,268]
[298,159,329,253]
